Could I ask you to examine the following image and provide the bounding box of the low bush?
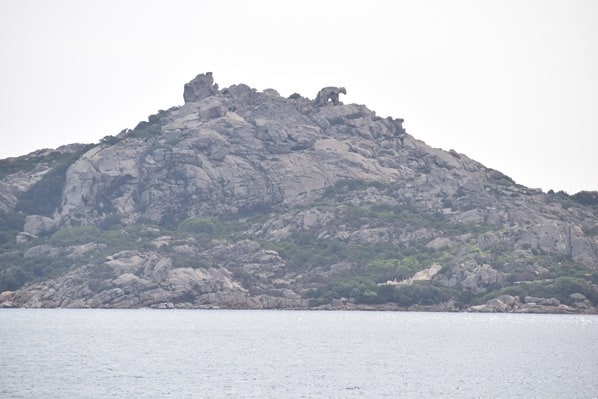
[178,217,217,235]
[50,226,101,246]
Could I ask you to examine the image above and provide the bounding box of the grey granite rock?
[183,72,218,103]
[1,72,596,312]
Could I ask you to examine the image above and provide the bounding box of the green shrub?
[159,209,188,230]
[571,191,598,208]
[178,218,217,235]
[0,210,25,232]
[0,255,75,291]
[127,121,162,139]
[311,277,453,306]
[0,211,24,248]
[377,283,450,306]
[101,213,122,230]
[100,135,120,145]
[0,232,10,245]
[329,277,378,302]
[584,226,598,236]
[50,226,101,246]
[366,257,421,282]
[0,266,34,291]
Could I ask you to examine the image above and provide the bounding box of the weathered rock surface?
[183,72,218,103]
[4,245,308,309]
[435,261,506,293]
[0,72,596,312]
[469,293,596,314]
[23,215,58,236]
[0,144,88,213]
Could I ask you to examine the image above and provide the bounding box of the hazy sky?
[1,0,596,193]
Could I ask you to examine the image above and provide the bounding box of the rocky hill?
[1,72,597,313]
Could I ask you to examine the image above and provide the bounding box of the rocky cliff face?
[56,79,407,227]
[1,73,597,312]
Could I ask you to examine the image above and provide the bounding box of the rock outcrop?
[0,72,596,312]
[1,242,308,309]
[469,293,597,314]
[314,86,346,106]
[183,72,219,103]
[0,144,88,213]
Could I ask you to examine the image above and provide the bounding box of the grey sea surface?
[1,309,596,398]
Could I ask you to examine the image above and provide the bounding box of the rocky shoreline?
[2,289,596,314]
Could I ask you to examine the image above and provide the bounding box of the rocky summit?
[0,72,597,313]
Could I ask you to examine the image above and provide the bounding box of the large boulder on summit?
[183,72,218,103]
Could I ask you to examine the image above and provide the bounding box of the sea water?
[1,309,596,398]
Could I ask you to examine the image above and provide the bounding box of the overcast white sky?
[1,0,596,193]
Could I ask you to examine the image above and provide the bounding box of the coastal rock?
[0,72,597,312]
[435,261,506,293]
[0,290,15,307]
[469,294,589,314]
